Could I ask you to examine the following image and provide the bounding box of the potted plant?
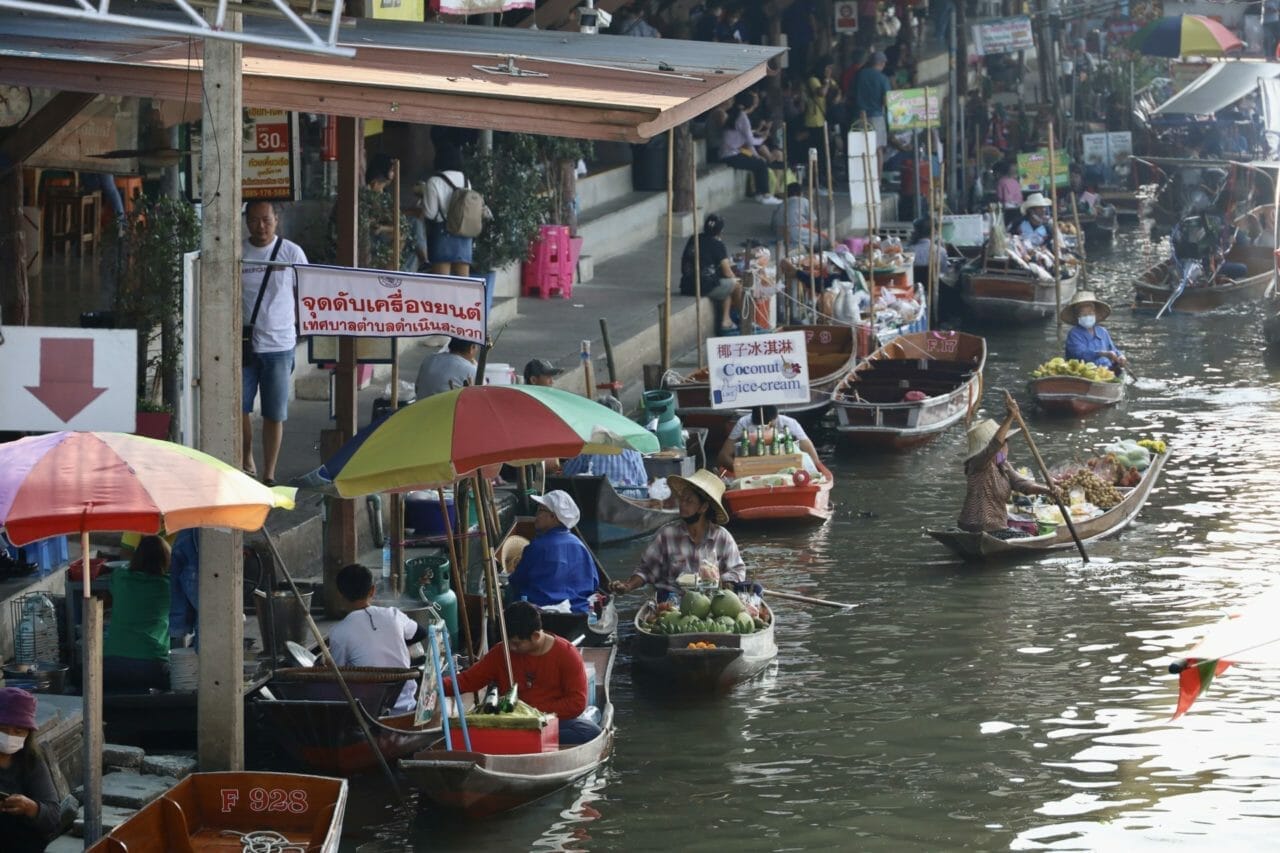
[135,397,173,440]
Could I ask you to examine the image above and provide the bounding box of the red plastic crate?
[449,715,559,755]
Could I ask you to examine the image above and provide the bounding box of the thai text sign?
[295,265,486,343]
[243,109,298,201]
[1017,149,1071,190]
[887,87,943,130]
[707,331,810,410]
[834,1,858,33]
[970,16,1034,56]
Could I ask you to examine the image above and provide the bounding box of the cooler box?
[449,714,559,754]
[404,491,457,536]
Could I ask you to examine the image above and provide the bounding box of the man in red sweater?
[443,602,601,745]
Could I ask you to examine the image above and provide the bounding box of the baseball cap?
[530,490,581,529]
[523,358,565,383]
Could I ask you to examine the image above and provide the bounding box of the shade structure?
[1130,15,1244,58]
[327,385,660,497]
[0,431,295,545]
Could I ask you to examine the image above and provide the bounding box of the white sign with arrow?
[0,326,138,432]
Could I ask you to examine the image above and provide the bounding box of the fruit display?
[1030,357,1118,382]
[1138,438,1167,454]
[1055,469,1123,510]
[639,592,770,636]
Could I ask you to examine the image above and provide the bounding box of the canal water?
[343,226,1280,850]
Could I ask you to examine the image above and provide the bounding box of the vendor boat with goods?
[399,645,616,818]
[631,585,778,692]
[928,437,1168,560]
[1028,357,1123,416]
[963,200,1081,321]
[1134,241,1273,314]
[87,771,348,852]
[831,330,987,450]
[720,432,834,523]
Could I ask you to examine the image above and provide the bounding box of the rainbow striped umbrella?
[1129,15,1243,58]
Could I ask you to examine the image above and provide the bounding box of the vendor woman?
[610,470,745,601]
[103,535,172,693]
[715,404,820,475]
[958,398,1056,536]
[1062,291,1127,371]
[0,687,62,852]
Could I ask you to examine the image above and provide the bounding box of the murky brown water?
[341,226,1280,850]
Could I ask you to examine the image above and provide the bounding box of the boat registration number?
[220,787,309,814]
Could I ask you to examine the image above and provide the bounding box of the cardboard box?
[732,453,803,478]
[449,714,559,755]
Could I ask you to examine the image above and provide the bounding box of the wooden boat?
[1028,374,1124,416]
[1078,204,1118,244]
[1135,245,1273,313]
[1097,189,1140,223]
[1264,276,1280,347]
[399,645,616,818]
[832,331,986,450]
[670,324,857,455]
[545,472,677,548]
[723,461,834,523]
[88,771,347,852]
[963,257,1079,321]
[926,449,1168,560]
[631,597,777,691]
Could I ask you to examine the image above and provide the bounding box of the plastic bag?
[698,560,720,585]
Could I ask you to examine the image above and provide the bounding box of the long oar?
[1155,261,1194,320]
[763,588,857,610]
[1001,390,1088,564]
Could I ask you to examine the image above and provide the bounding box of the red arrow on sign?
[24,338,109,422]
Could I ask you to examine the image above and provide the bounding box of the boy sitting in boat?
[328,563,430,714]
[443,602,601,745]
[507,490,599,615]
[610,470,745,601]
[1061,291,1127,371]
[715,405,821,475]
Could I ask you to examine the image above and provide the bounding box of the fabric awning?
[1153,61,1280,116]
[0,14,782,142]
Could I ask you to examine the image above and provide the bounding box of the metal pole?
[389,158,404,596]
[662,128,674,371]
[692,149,703,360]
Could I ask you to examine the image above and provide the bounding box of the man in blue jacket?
[507,491,598,614]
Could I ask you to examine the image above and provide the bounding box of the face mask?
[681,509,704,525]
[994,450,1007,465]
[0,732,26,754]
[1078,314,1097,329]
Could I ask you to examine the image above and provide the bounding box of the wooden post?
[807,146,817,314]
[662,128,674,371]
[580,340,595,399]
[475,477,515,686]
[196,11,245,776]
[389,159,404,596]
[437,487,475,660]
[925,91,938,327]
[1048,121,1063,340]
[781,122,793,325]
[691,143,704,366]
[82,594,104,843]
[822,120,836,240]
[599,318,619,397]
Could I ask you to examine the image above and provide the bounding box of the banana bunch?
[1137,438,1167,454]
[1030,357,1118,383]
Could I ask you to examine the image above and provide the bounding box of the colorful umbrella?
[1129,15,1243,58]
[317,385,660,497]
[1169,590,1280,717]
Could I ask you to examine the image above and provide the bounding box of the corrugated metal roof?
[1154,60,1280,116]
[0,14,782,141]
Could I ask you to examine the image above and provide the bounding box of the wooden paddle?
[763,588,856,610]
[1002,390,1089,564]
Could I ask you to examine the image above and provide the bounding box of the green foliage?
[318,186,413,269]
[136,397,173,414]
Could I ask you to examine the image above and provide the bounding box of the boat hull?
[400,646,617,819]
[1135,247,1272,313]
[963,266,1078,321]
[724,463,834,523]
[1028,375,1124,416]
[631,601,778,692]
[545,473,676,548]
[927,451,1168,560]
[254,700,438,776]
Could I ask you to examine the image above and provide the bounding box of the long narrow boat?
[1028,374,1124,417]
[1134,245,1273,313]
[88,771,348,852]
[831,331,986,450]
[399,645,616,818]
[544,472,677,549]
[631,597,777,692]
[723,461,834,523]
[254,697,439,776]
[926,449,1168,560]
[963,257,1080,321]
[1265,275,1280,347]
[670,324,858,454]
[1078,204,1118,245]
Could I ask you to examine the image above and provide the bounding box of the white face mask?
[1078,314,1097,330]
[0,732,26,754]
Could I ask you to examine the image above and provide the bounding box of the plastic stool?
[521,225,574,299]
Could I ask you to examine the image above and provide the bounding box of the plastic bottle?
[381,540,392,592]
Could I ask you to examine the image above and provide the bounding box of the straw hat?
[498,535,530,575]
[667,469,729,524]
[1058,290,1112,325]
[965,418,1020,462]
[1020,192,1051,214]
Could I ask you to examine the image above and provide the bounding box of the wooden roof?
[0,14,781,142]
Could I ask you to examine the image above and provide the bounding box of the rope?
[220,830,308,852]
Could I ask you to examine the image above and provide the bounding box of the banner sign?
[941,214,987,247]
[886,87,943,130]
[1081,131,1133,169]
[295,266,487,343]
[970,16,1035,56]
[372,0,424,20]
[1016,149,1071,190]
[834,1,858,33]
[243,109,299,201]
[707,331,810,409]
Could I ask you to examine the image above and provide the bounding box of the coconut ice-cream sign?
[707,331,810,409]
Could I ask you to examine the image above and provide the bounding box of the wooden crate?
[733,453,803,478]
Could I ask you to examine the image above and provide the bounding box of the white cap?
[530,490,581,529]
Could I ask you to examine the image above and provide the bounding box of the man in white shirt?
[716,404,821,474]
[242,200,307,486]
[415,337,480,398]
[328,563,429,714]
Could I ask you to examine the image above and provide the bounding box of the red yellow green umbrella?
[327,385,660,497]
[1129,15,1243,58]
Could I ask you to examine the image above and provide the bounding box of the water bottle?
[381,540,392,592]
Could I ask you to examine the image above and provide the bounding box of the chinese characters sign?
[295,266,486,343]
[707,332,810,410]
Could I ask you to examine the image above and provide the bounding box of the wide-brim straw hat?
[668,469,729,524]
[965,418,1020,462]
[1020,192,1051,214]
[1059,290,1112,325]
[498,535,530,575]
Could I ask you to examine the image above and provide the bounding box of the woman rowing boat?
[958,400,1056,537]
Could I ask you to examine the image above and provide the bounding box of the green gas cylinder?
[407,555,458,649]
[642,390,684,450]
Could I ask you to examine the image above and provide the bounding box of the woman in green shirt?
[103,535,171,693]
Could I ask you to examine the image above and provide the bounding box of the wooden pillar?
[673,123,695,214]
[81,598,104,842]
[0,170,26,324]
[197,14,245,772]
[323,116,361,616]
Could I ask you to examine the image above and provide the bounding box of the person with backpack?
[679,213,743,333]
[422,145,487,277]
